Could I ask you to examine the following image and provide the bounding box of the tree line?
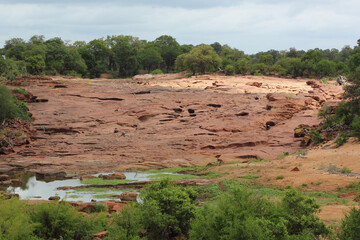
[0,35,359,79]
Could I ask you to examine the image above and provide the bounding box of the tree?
[25,55,46,75]
[210,42,222,55]
[258,53,274,66]
[183,44,221,74]
[111,35,139,77]
[190,188,328,240]
[138,46,163,72]
[44,37,67,74]
[154,35,180,72]
[338,207,360,240]
[235,58,251,75]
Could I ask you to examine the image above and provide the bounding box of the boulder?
[301,135,312,147]
[80,175,95,181]
[248,82,262,87]
[11,179,24,186]
[102,173,126,180]
[294,124,311,138]
[120,192,138,201]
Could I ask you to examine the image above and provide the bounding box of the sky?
[0,0,359,54]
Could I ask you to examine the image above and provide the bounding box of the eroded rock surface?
[0,75,342,174]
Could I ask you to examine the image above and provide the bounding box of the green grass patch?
[193,184,222,200]
[149,173,198,181]
[276,175,284,180]
[93,194,119,199]
[240,174,259,179]
[73,187,114,192]
[304,192,337,198]
[81,178,136,185]
[146,166,207,174]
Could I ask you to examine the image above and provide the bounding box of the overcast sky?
[0,0,359,53]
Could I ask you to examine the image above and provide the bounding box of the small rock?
[114,128,119,133]
[102,173,126,180]
[49,196,60,201]
[291,167,300,172]
[120,192,138,201]
[80,175,95,180]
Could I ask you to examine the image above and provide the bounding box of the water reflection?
[7,172,176,202]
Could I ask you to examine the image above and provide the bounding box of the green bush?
[224,64,235,76]
[190,188,328,240]
[350,114,360,139]
[151,69,163,74]
[139,180,197,239]
[107,203,143,240]
[30,201,108,240]
[108,180,197,240]
[0,85,31,123]
[311,130,324,144]
[338,208,360,240]
[0,197,40,240]
[281,189,328,237]
[336,133,348,146]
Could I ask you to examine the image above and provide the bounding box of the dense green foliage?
[1,35,359,78]
[0,85,31,123]
[318,47,360,141]
[108,180,197,240]
[0,196,108,240]
[189,188,328,240]
[1,181,360,239]
[338,208,360,240]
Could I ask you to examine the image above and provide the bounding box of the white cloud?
[0,0,359,53]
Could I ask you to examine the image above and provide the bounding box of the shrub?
[350,114,360,139]
[190,187,328,240]
[0,197,39,240]
[12,88,28,95]
[336,133,348,146]
[139,180,197,240]
[276,175,284,180]
[224,64,235,76]
[30,201,107,240]
[281,189,329,237]
[107,203,143,240]
[0,85,31,123]
[311,130,324,144]
[340,167,352,174]
[151,69,163,74]
[338,208,360,240]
